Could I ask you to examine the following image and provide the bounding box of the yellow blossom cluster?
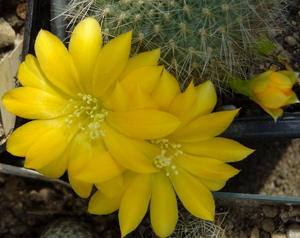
[2,18,255,237]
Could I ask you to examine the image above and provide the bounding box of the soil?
[1,0,300,238]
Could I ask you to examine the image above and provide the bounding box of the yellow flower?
[1,18,180,197]
[77,71,254,237]
[229,69,299,121]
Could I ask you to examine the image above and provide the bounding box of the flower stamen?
[62,94,108,139]
[151,138,182,176]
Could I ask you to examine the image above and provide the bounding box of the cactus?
[169,209,225,238]
[40,217,98,238]
[63,0,285,90]
[138,206,225,237]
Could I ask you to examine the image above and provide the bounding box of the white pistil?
[62,94,107,139]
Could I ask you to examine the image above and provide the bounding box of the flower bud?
[229,70,299,121]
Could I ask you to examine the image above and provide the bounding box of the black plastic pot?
[221,112,300,141]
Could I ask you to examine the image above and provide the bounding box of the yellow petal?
[150,172,178,238]
[119,173,152,237]
[35,30,82,97]
[151,69,181,112]
[269,71,293,88]
[104,82,130,111]
[120,66,164,94]
[36,154,68,179]
[194,81,217,117]
[88,190,121,215]
[69,18,102,93]
[259,106,283,121]
[88,171,135,215]
[170,165,215,221]
[128,84,158,110]
[180,137,254,162]
[2,87,68,119]
[255,87,291,109]
[6,119,63,157]
[92,31,132,98]
[169,82,197,130]
[197,177,228,191]
[68,162,94,200]
[69,134,107,179]
[106,110,180,140]
[102,122,159,173]
[95,174,123,198]
[169,82,196,118]
[105,82,158,111]
[175,154,240,180]
[250,70,272,93]
[74,151,125,183]
[18,55,60,96]
[278,70,299,84]
[171,109,239,142]
[69,176,93,198]
[120,48,161,79]
[67,132,95,198]
[287,91,299,104]
[24,120,75,170]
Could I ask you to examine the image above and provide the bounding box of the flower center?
[62,93,108,139]
[150,138,182,176]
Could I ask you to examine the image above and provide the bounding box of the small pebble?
[0,18,15,48]
[287,224,300,238]
[279,50,292,62]
[215,105,238,112]
[5,14,24,29]
[2,210,17,227]
[285,36,297,46]
[39,188,52,200]
[0,126,4,137]
[16,3,27,20]
[250,226,260,238]
[272,233,287,238]
[261,218,275,233]
[262,206,279,218]
[10,224,27,235]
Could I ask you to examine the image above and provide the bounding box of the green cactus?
[138,207,225,237]
[64,0,285,90]
[40,217,98,238]
[168,209,225,238]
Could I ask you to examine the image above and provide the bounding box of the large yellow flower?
[1,18,180,197]
[77,71,254,237]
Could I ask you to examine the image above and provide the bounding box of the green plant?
[40,218,97,238]
[138,207,226,238]
[169,209,225,238]
[63,0,285,91]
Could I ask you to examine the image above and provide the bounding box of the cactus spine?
[63,0,285,90]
